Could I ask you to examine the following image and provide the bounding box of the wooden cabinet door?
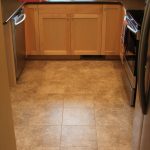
[39,14,70,55]
[25,5,40,55]
[101,5,123,55]
[71,14,102,55]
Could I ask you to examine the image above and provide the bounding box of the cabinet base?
[26,55,120,60]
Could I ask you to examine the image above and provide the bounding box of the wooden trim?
[101,5,107,55]
[26,55,81,60]
[35,5,40,55]
[0,1,17,149]
[72,14,100,18]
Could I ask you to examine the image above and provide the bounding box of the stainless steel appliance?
[132,0,150,149]
[2,0,25,80]
[122,10,144,106]
[11,9,26,80]
[1,0,24,23]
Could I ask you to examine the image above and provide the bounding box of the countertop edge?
[23,0,145,10]
[24,1,122,4]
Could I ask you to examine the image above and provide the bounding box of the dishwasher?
[11,8,26,80]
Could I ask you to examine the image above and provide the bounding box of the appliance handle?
[127,25,138,34]
[15,14,26,26]
[138,3,150,114]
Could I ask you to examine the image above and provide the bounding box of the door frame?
[0,0,17,149]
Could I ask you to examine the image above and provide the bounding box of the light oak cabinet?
[101,5,123,55]
[38,5,102,55]
[71,14,102,55]
[25,4,123,56]
[39,14,70,55]
[24,5,40,55]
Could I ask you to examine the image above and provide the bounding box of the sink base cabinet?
[25,4,123,56]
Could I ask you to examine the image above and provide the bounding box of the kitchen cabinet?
[101,5,123,55]
[70,5,102,55]
[39,14,70,55]
[71,13,102,55]
[25,5,40,55]
[38,5,101,55]
[38,5,70,55]
[25,4,123,56]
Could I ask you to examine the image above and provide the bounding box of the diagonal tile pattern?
[10,60,133,150]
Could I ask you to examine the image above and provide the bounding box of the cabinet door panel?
[71,14,101,55]
[39,14,70,55]
[102,5,123,55]
[25,5,40,55]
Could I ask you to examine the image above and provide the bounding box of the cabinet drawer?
[38,5,70,14]
[70,5,102,14]
[38,5,102,14]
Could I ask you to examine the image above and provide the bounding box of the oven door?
[124,25,139,85]
[123,24,139,106]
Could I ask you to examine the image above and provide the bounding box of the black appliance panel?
[122,9,144,106]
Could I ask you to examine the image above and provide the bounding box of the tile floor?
[10,60,134,150]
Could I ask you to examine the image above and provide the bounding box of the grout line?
[93,96,99,150]
[59,94,65,149]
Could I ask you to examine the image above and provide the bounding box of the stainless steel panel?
[12,11,26,80]
[123,56,136,106]
[1,0,23,22]
[133,1,150,150]
[132,89,144,150]
[140,28,150,150]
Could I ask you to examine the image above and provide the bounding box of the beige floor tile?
[10,82,39,102]
[19,69,43,83]
[15,126,61,148]
[94,86,126,108]
[98,144,131,150]
[98,146,117,150]
[11,60,133,150]
[39,81,66,94]
[64,94,94,108]
[98,146,120,150]
[97,125,131,148]
[61,126,97,148]
[12,100,34,127]
[64,83,90,94]
[61,147,97,150]
[33,94,64,108]
[115,144,131,150]
[63,108,95,125]
[94,95,124,110]
[95,108,127,126]
[12,108,31,127]
[16,146,60,150]
[28,108,63,125]
[31,147,60,150]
